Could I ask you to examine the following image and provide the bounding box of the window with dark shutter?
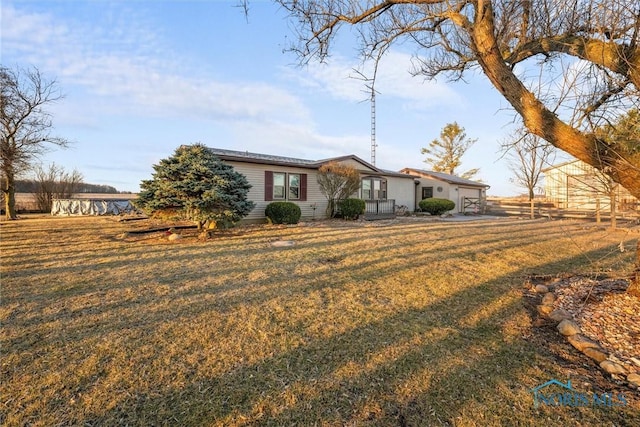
[300,174,307,201]
[265,171,308,201]
[265,171,273,201]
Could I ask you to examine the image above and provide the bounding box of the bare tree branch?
[255,1,639,198]
[1,66,71,219]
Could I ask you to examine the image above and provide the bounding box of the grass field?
[1,215,639,426]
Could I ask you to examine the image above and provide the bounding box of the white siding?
[225,159,417,220]
[415,178,452,209]
[386,176,416,210]
[225,161,329,221]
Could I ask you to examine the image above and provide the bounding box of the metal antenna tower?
[353,55,383,166]
[369,85,377,166]
[353,61,381,166]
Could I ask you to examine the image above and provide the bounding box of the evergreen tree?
[421,122,479,179]
[135,144,255,229]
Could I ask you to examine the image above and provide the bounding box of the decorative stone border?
[533,283,640,390]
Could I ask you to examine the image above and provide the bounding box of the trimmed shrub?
[265,201,301,224]
[418,198,455,215]
[339,198,366,220]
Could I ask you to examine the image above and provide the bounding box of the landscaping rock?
[582,347,608,363]
[548,308,572,322]
[168,233,182,241]
[557,319,581,336]
[567,334,600,352]
[600,360,627,376]
[542,292,556,305]
[627,373,640,388]
[534,284,549,293]
[536,304,554,316]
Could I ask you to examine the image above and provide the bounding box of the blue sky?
[3,0,540,195]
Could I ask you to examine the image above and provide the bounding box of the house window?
[289,174,300,200]
[361,177,387,200]
[265,171,307,201]
[422,186,433,199]
[362,179,371,200]
[273,172,286,199]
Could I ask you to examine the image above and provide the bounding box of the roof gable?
[317,155,380,172]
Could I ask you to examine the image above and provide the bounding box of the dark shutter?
[265,171,273,201]
[300,173,307,201]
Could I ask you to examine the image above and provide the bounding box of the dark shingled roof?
[401,168,489,188]
[206,147,415,179]
[206,148,318,166]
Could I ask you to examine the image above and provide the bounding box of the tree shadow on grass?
[75,245,639,427]
[3,219,637,425]
[2,221,600,353]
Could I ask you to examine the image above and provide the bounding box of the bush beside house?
[265,201,302,224]
[339,198,366,220]
[419,198,455,215]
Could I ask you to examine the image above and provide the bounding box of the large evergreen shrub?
[134,144,255,229]
[265,201,301,224]
[418,198,455,215]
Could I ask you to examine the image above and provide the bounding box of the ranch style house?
[207,148,490,221]
[207,148,414,221]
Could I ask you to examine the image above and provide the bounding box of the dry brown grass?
[1,215,639,426]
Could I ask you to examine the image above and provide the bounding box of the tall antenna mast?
[370,84,377,166]
[353,59,381,166]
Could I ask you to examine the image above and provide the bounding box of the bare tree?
[421,122,479,179]
[264,0,640,199]
[502,128,555,218]
[1,66,70,219]
[32,163,83,213]
[317,162,361,217]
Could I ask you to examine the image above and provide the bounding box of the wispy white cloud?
[2,3,312,125]
[3,2,518,194]
[225,118,371,161]
[285,51,463,109]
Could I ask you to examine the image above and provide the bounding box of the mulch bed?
[522,274,640,402]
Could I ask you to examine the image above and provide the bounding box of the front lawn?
[1,216,638,426]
